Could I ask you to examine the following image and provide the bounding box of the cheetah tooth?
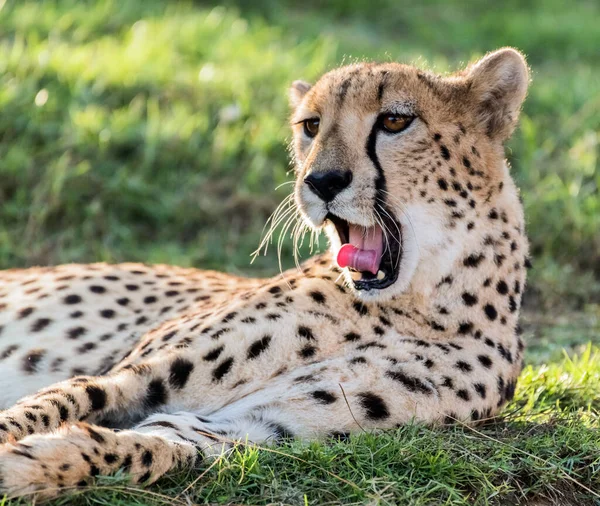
[349,270,362,281]
[377,270,386,280]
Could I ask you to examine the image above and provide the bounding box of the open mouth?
[326,210,402,291]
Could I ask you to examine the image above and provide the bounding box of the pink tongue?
[336,224,384,275]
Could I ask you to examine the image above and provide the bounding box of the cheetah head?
[290,48,529,301]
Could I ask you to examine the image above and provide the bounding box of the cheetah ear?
[465,48,530,141]
[289,80,312,109]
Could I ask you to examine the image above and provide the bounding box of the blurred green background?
[0,0,599,310]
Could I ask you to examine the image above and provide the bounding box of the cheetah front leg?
[0,409,269,499]
[0,421,199,499]
[0,355,182,443]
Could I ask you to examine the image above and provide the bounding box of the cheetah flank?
[0,48,530,498]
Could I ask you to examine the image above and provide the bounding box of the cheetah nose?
[304,170,352,203]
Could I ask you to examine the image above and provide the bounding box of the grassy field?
[1,0,599,504]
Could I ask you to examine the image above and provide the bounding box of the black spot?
[441,376,454,389]
[309,291,326,304]
[455,361,473,373]
[169,358,195,389]
[203,346,224,362]
[121,454,133,470]
[141,450,153,467]
[438,178,448,190]
[144,296,157,304]
[268,286,281,294]
[162,331,177,341]
[18,307,35,319]
[89,465,101,477]
[496,280,509,295]
[86,385,107,411]
[350,356,367,364]
[23,349,46,373]
[30,318,52,332]
[497,344,513,364]
[353,301,369,316]
[430,321,445,332]
[67,326,87,339]
[104,453,118,464]
[269,422,295,441]
[508,296,518,313]
[488,209,499,220]
[311,390,336,404]
[64,294,82,305]
[358,392,390,420]
[474,383,487,398]
[299,345,317,358]
[298,326,316,341]
[504,380,516,401]
[385,370,433,395]
[266,313,281,321]
[444,199,457,207]
[478,355,493,369]
[247,335,272,359]
[456,389,470,401]
[222,312,237,323]
[145,379,167,408]
[356,342,386,350]
[433,133,442,141]
[212,357,234,382]
[125,284,139,291]
[344,332,361,342]
[138,471,152,483]
[373,325,385,336]
[86,427,105,444]
[463,253,485,268]
[461,293,478,306]
[484,304,498,321]
[100,309,115,319]
[89,285,106,294]
[457,322,473,335]
[116,297,130,306]
[440,145,450,160]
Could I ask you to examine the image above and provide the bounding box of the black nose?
[304,170,353,202]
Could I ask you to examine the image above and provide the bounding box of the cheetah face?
[289,49,528,301]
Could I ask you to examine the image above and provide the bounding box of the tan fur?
[0,49,530,499]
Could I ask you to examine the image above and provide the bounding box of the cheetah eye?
[380,114,414,134]
[303,118,320,138]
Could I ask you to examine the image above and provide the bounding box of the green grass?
[0,0,599,504]
[6,347,600,506]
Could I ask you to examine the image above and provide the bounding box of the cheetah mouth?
[326,211,402,291]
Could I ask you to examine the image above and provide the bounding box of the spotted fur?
[0,48,530,498]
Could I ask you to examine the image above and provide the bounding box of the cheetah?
[0,48,530,498]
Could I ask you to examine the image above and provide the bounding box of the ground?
[0,0,599,504]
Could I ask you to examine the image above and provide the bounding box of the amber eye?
[381,114,414,133]
[303,118,320,138]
